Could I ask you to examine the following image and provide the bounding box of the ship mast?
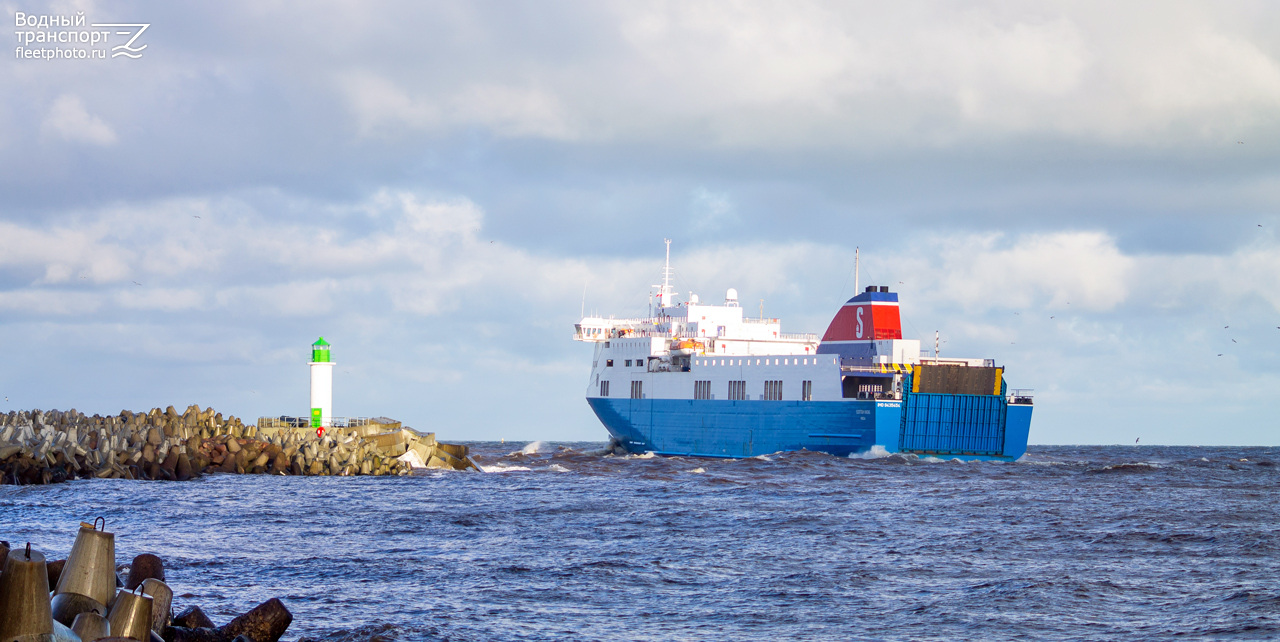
[854,246,859,293]
[656,238,675,309]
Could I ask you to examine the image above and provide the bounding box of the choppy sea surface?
[2,444,1278,641]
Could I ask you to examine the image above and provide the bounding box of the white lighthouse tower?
[309,337,334,428]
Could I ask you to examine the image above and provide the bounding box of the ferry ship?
[573,242,1033,460]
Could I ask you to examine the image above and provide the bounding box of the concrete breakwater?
[0,406,477,485]
[1,524,295,642]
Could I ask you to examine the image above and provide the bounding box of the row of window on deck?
[604,356,837,368]
[600,379,814,401]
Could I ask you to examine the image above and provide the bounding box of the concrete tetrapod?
[124,555,164,591]
[105,587,152,642]
[0,544,55,642]
[51,520,115,626]
[71,612,111,642]
[51,619,80,642]
[139,579,172,635]
[219,598,292,642]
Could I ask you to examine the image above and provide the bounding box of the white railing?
[841,364,909,373]
[257,416,391,429]
[777,333,819,342]
[1006,389,1034,404]
[916,357,997,368]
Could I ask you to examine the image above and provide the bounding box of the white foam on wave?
[548,463,570,472]
[687,467,705,474]
[849,445,893,460]
[514,440,545,455]
[752,453,774,461]
[625,451,656,459]
[479,464,532,473]
[1098,461,1163,471]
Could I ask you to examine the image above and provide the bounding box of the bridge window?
[606,359,613,367]
[625,359,632,367]
[630,381,643,399]
[802,380,813,401]
[601,381,610,397]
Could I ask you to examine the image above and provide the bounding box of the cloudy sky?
[2,1,1277,444]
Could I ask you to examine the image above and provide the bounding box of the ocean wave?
[1089,462,1164,473]
[849,445,893,460]
[478,464,531,473]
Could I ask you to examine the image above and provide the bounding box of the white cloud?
[915,232,1135,313]
[0,220,132,284]
[688,188,736,231]
[40,94,117,146]
[313,2,1280,148]
[336,72,574,140]
[2,195,1274,331]
[0,190,1276,443]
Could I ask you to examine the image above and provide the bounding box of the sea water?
[2,444,1277,641]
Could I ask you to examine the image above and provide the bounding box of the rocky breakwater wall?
[0,406,477,485]
[0,522,296,642]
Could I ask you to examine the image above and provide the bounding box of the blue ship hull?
[587,395,1032,461]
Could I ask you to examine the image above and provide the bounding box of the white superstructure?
[575,242,863,403]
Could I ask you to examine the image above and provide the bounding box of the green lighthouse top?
[311,337,331,363]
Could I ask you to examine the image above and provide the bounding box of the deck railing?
[1006,389,1035,404]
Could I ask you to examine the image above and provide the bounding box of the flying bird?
[1135,437,1139,444]
[1232,339,1237,343]
[1218,354,1223,357]
[1225,325,1229,328]
[192,215,201,219]
[1049,316,1055,319]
